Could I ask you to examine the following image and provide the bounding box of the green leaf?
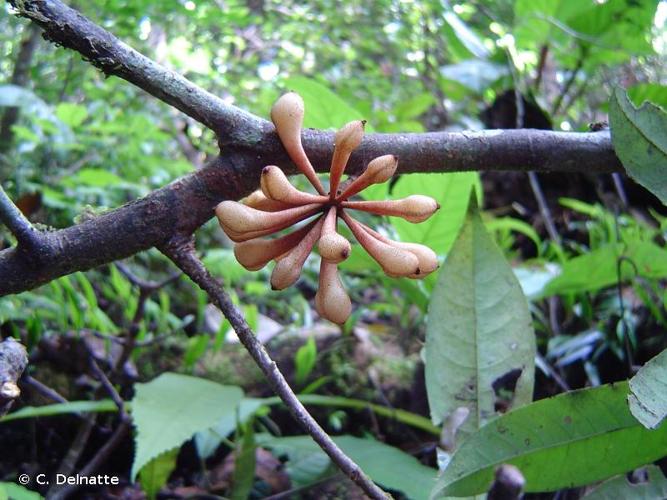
[543,242,667,296]
[259,435,436,498]
[425,196,535,436]
[282,77,365,129]
[0,400,118,423]
[258,435,332,487]
[231,421,256,500]
[609,88,667,205]
[0,483,42,500]
[582,465,667,500]
[194,398,265,459]
[432,382,667,497]
[131,372,244,479]
[336,436,436,500]
[138,448,179,500]
[55,103,88,128]
[628,83,667,109]
[63,168,125,188]
[629,348,667,429]
[294,336,317,386]
[368,172,478,256]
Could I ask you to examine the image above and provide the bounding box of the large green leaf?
[609,88,667,205]
[260,435,436,499]
[543,241,667,296]
[425,196,535,436]
[131,372,244,479]
[629,348,667,429]
[432,382,667,497]
[282,76,365,129]
[335,436,437,500]
[582,465,667,500]
[366,172,478,256]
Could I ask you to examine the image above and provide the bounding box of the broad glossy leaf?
[425,196,535,437]
[432,382,667,497]
[609,88,667,205]
[629,348,667,429]
[582,465,667,500]
[131,373,243,479]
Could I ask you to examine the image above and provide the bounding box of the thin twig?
[161,235,389,500]
[0,184,40,249]
[22,374,68,403]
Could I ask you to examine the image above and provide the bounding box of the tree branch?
[8,0,263,141]
[0,184,40,249]
[0,0,625,299]
[160,235,389,500]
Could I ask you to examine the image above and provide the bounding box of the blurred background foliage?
[0,0,666,496]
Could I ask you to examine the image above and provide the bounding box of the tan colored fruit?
[329,120,365,199]
[342,194,439,223]
[360,223,438,278]
[315,260,352,324]
[234,219,320,271]
[338,154,398,200]
[270,217,325,290]
[317,206,351,263]
[342,212,420,277]
[215,201,322,242]
[271,92,326,195]
[243,190,294,212]
[260,166,328,205]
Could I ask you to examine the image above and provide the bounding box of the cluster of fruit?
[215,92,439,323]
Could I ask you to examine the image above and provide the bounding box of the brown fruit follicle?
[214,92,440,324]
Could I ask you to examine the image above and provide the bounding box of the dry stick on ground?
[160,235,390,500]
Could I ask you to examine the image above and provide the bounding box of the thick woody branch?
[0,129,621,296]
[161,236,388,500]
[0,0,625,299]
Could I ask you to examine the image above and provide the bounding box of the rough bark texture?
[0,0,624,298]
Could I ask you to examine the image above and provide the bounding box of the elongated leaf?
[231,422,256,500]
[629,348,667,429]
[609,88,667,205]
[131,373,244,479]
[432,382,667,497]
[425,196,535,438]
[138,448,179,500]
[0,400,117,423]
[543,242,667,296]
[582,465,667,500]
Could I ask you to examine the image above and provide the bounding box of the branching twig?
[160,235,389,500]
[22,374,68,404]
[0,185,40,249]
